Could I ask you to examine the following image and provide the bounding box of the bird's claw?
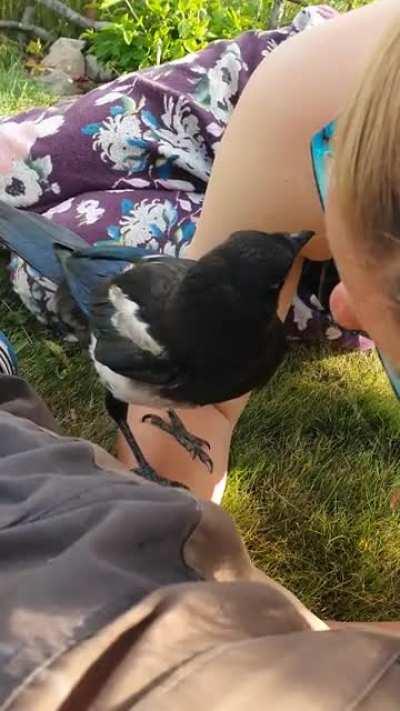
[142,411,214,473]
[131,463,189,490]
[194,446,214,473]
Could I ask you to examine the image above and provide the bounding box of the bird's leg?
[104,392,186,488]
[142,409,213,473]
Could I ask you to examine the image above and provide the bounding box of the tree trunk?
[269,0,285,29]
[18,5,35,44]
[34,0,111,31]
[0,20,54,42]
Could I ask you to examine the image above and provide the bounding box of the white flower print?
[84,97,151,174]
[206,122,224,138]
[261,37,281,57]
[94,91,129,106]
[119,199,178,248]
[293,7,329,32]
[45,197,74,219]
[10,257,60,328]
[178,193,203,212]
[156,179,195,191]
[310,294,324,311]
[191,43,246,127]
[112,177,150,189]
[178,198,192,211]
[0,150,59,208]
[35,115,64,137]
[186,192,203,205]
[76,199,105,226]
[292,295,314,332]
[144,95,211,181]
[95,113,145,171]
[11,258,52,323]
[0,161,42,207]
[31,155,52,178]
[326,325,343,341]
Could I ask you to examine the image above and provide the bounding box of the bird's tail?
[0,200,88,284]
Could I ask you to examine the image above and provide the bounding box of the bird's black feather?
[154,231,309,404]
[91,230,313,407]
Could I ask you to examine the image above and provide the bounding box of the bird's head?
[199,230,315,301]
[172,230,315,330]
[162,230,314,397]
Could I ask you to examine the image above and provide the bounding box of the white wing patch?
[108,285,163,355]
[89,335,172,407]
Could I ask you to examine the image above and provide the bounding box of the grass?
[226,350,400,620]
[0,38,57,116]
[2,49,400,623]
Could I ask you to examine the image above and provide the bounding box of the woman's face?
[326,186,400,367]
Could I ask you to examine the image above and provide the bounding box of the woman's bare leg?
[117,396,247,501]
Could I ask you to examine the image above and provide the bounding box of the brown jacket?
[0,376,399,710]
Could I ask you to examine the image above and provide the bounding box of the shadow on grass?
[225,348,400,621]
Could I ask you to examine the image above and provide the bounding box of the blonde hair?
[334,21,400,255]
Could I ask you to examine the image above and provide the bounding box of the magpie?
[0,200,313,485]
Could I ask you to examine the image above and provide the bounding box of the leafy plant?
[84,0,273,73]
[26,38,45,58]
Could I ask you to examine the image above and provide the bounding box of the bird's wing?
[55,245,164,318]
[94,334,181,387]
[0,201,87,284]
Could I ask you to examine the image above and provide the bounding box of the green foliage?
[84,0,373,75]
[0,34,21,70]
[0,0,372,75]
[84,0,271,73]
[25,38,45,58]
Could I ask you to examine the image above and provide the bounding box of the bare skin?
[117,0,400,500]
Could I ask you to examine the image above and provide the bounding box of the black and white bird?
[0,200,313,485]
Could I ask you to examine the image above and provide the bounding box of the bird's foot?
[131,463,188,490]
[142,409,213,473]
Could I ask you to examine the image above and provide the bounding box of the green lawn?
[1,51,400,622]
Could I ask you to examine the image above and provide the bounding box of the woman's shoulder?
[264,0,400,137]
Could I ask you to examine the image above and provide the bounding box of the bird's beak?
[285,230,315,256]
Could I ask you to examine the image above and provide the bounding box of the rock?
[37,69,77,97]
[42,38,86,80]
[85,54,115,83]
